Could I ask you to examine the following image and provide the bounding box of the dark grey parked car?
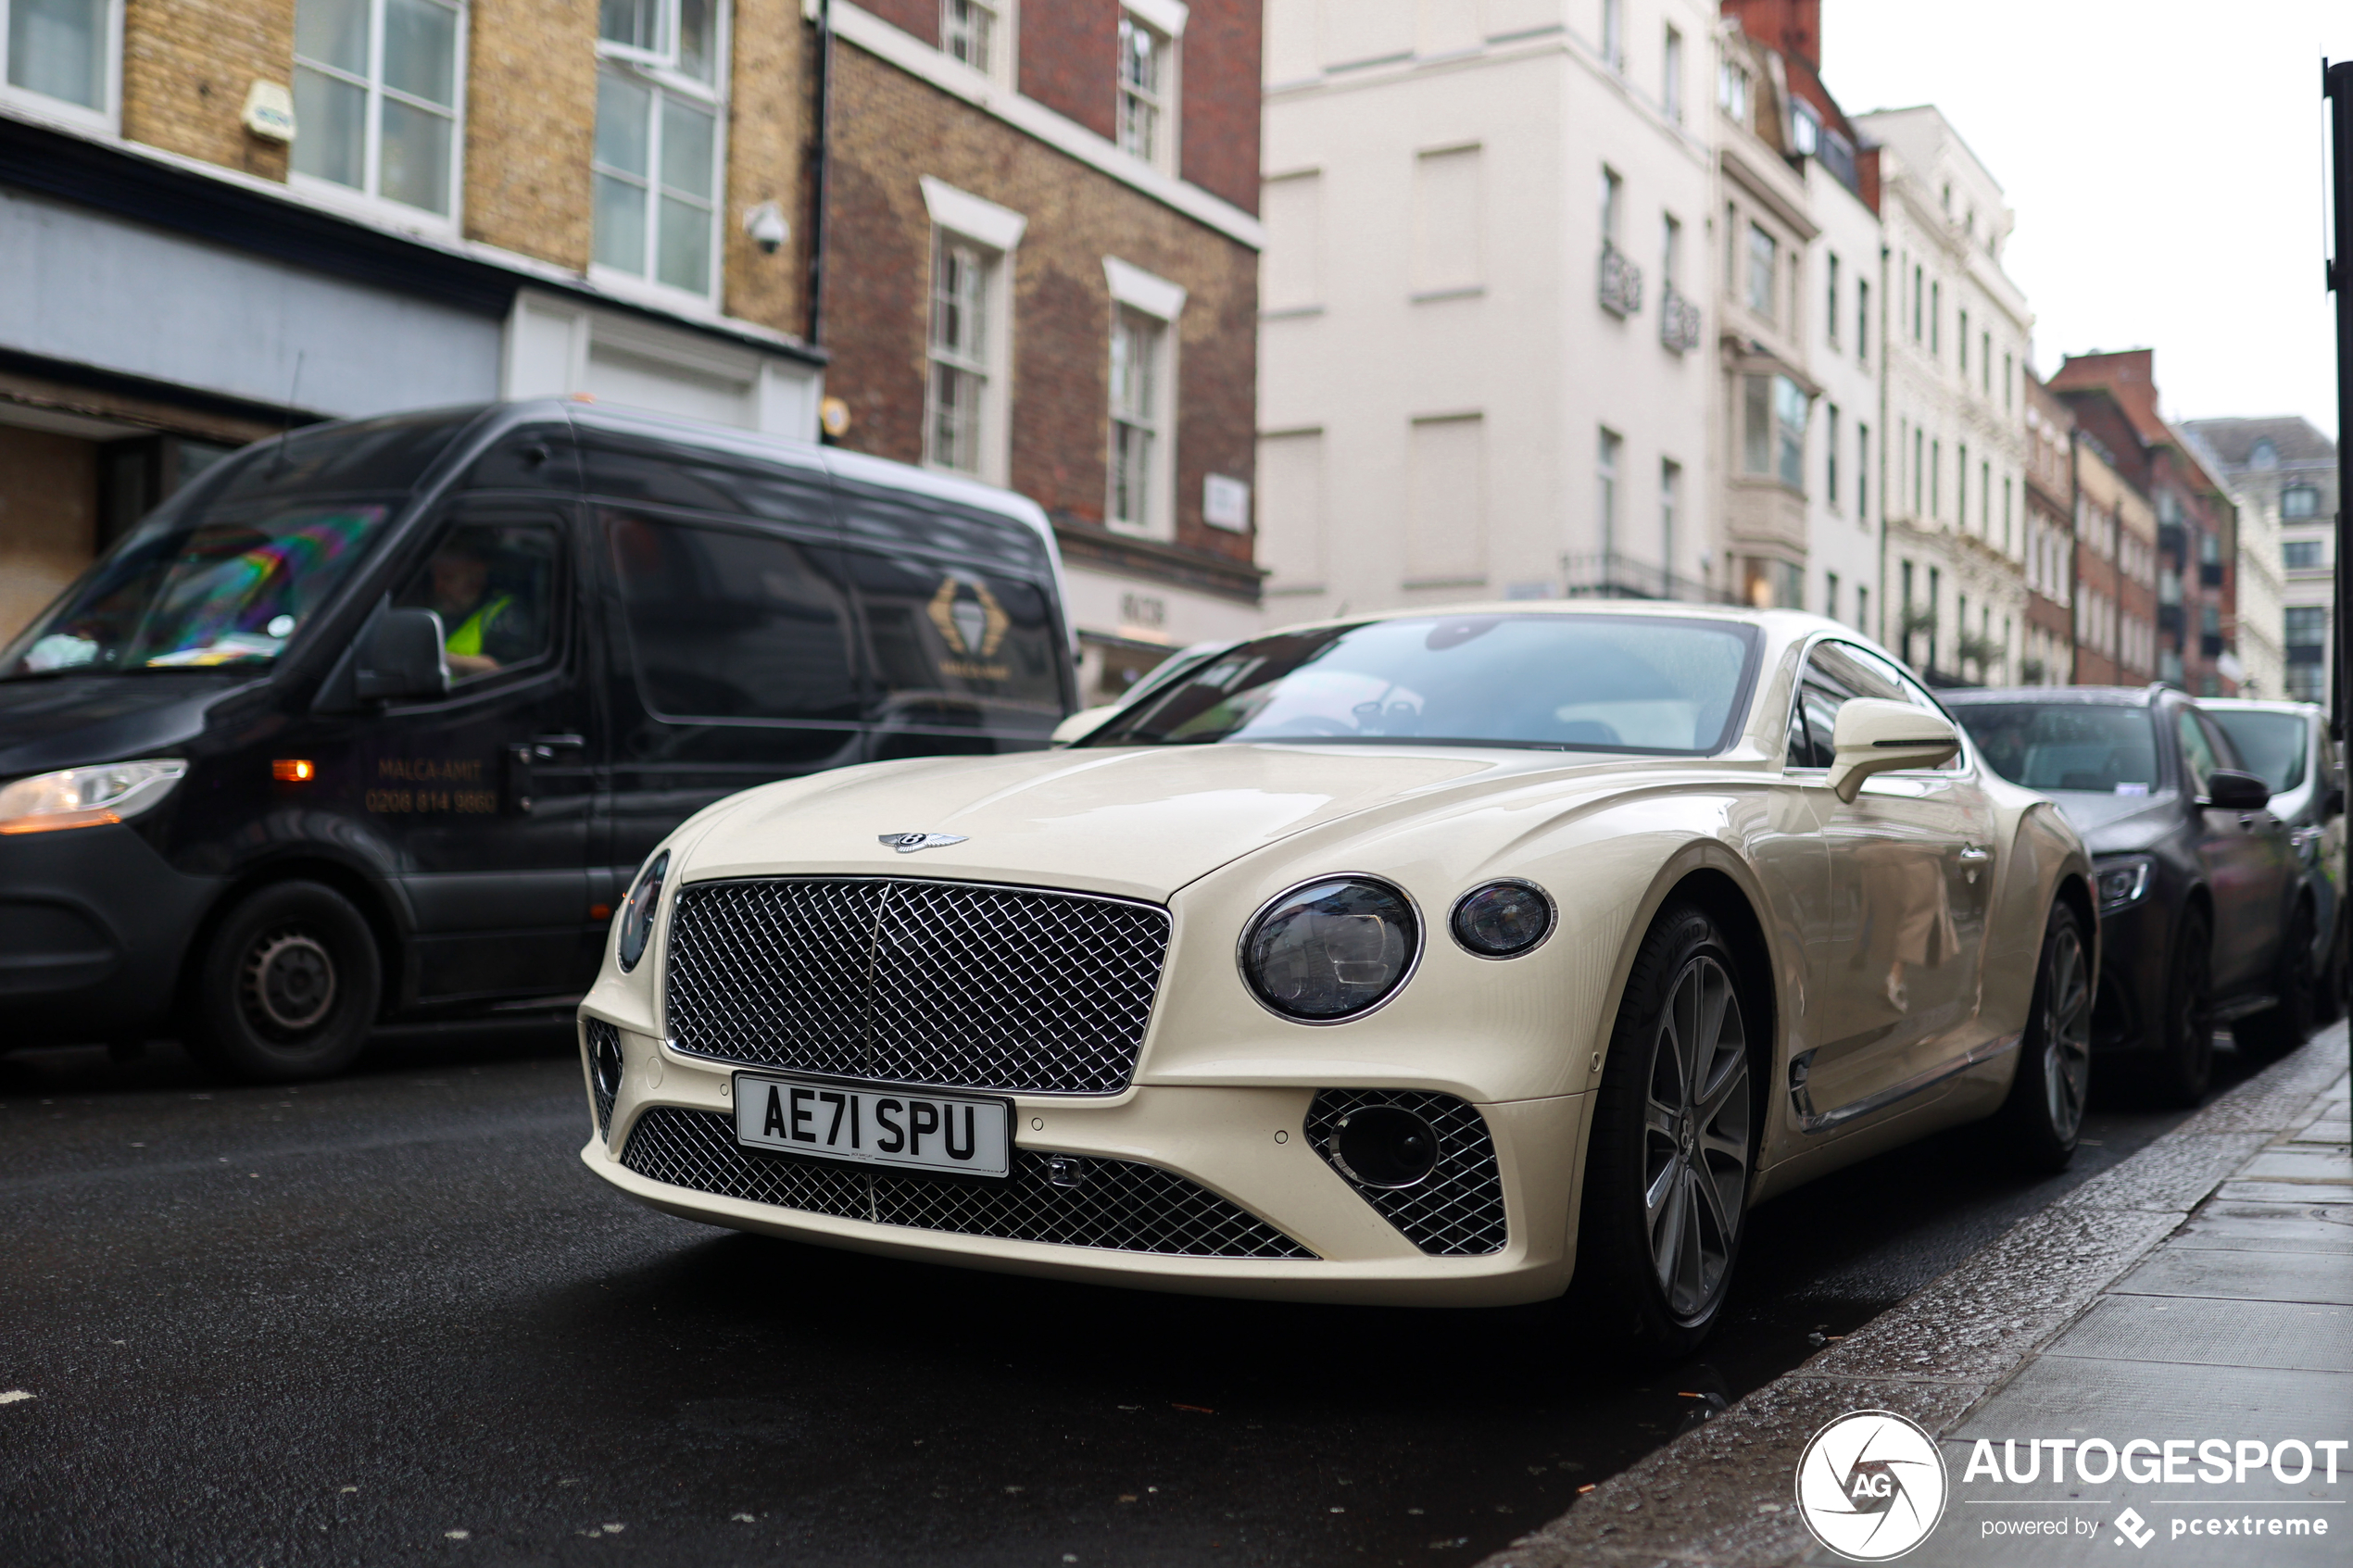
[1944,685,2309,1103]
[2203,698,2347,1021]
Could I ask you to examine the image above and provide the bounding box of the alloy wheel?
[2041,924,2093,1141]
[1641,954,1752,1323]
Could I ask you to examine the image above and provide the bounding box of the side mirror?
[355,608,449,702]
[1827,698,1961,804]
[1050,705,1117,746]
[2202,769,2271,812]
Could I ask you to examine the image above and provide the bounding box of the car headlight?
[1239,876,1420,1022]
[2094,855,2155,913]
[1450,879,1555,958]
[0,759,188,834]
[615,849,670,972]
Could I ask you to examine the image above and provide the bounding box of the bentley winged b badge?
[879,832,969,854]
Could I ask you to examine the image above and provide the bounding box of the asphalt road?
[0,1025,2257,1568]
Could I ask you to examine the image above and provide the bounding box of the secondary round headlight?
[615,849,670,972]
[1450,879,1555,958]
[1239,876,1420,1021]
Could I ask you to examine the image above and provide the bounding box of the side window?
[393,521,560,684]
[607,513,859,721]
[844,548,1065,732]
[2176,710,2218,797]
[1787,640,1898,769]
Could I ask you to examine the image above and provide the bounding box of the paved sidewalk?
[1485,1032,2353,1568]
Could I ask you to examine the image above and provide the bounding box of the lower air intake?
[620,1107,1314,1260]
[585,1018,620,1139]
[1305,1089,1508,1255]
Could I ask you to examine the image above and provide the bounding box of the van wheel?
[2236,900,2315,1064]
[1995,902,2090,1172]
[184,882,382,1083]
[1571,902,1756,1363]
[2140,909,2213,1107]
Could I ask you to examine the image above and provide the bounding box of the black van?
[0,401,1076,1081]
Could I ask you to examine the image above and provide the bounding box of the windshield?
[2208,709,2307,794]
[1,411,471,679]
[1081,613,1761,753]
[1955,703,2160,794]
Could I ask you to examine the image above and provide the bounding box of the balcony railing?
[1658,285,1703,353]
[1598,243,1643,320]
[1561,552,1726,604]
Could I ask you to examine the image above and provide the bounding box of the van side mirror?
[1826,698,1961,804]
[355,608,449,702]
[2202,769,2271,812]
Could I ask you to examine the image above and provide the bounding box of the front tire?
[1995,902,2091,1173]
[1572,903,1756,1362]
[2141,908,2213,1107]
[183,881,382,1083]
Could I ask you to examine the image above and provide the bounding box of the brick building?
[2065,410,2156,688]
[815,0,1265,700]
[2052,350,2238,696]
[2019,371,2073,684]
[0,0,829,638]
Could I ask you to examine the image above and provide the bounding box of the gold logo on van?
[927,574,1012,680]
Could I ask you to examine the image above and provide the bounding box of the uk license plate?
[732,1072,1012,1179]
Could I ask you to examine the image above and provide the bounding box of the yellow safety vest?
[447,593,512,659]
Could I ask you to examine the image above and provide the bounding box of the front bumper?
[0,822,221,1042]
[578,1024,1591,1307]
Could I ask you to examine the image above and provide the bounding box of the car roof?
[1268,599,1839,637]
[1941,684,2163,709]
[2198,697,2323,718]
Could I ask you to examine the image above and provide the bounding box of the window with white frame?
[593,0,725,297]
[1116,7,1173,168]
[926,233,993,475]
[1600,0,1623,72]
[3,0,115,121]
[1109,307,1164,531]
[942,0,995,70]
[292,0,465,218]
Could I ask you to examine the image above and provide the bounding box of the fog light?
[588,1023,623,1106]
[1329,1105,1440,1188]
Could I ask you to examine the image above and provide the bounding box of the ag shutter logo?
[1796,1410,1951,1562]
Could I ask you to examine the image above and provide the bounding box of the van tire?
[183,881,381,1083]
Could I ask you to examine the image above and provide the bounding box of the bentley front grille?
[664,877,1170,1095]
[1305,1089,1508,1256]
[620,1108,1314,1260]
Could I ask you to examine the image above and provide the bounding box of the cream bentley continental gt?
[577,605,2096,1356]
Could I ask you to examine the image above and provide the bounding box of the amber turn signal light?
[272,759,315,783]
[589,903,612,922]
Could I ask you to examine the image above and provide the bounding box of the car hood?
[681,743,1646,901]
[0,673,245,779]
[2039,789,2178,855]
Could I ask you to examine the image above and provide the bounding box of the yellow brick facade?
[121,0,296,182]
[461,0,598,272]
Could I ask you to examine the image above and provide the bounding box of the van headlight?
[0,759,188,834]
[615,849,671,972]
[1239,876,1420,1022]
[2094,855,2155,913]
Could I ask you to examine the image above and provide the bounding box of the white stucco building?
[1856,106,2032,687]
[1255,0,1721,623]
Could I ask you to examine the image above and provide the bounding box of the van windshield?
[1,411,471,679]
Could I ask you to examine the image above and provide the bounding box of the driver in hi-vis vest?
[422,533,527,679]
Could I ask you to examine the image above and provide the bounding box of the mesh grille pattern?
[621,1107,1313,1260]
[1304,1090,1508,1256]
[665,878,1171,1095]
[585,1018,620,1139]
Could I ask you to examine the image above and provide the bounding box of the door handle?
[1958,845,1991,861]
[529,734,587,760]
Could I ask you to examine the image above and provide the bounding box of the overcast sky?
[1823,0,2353,441]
